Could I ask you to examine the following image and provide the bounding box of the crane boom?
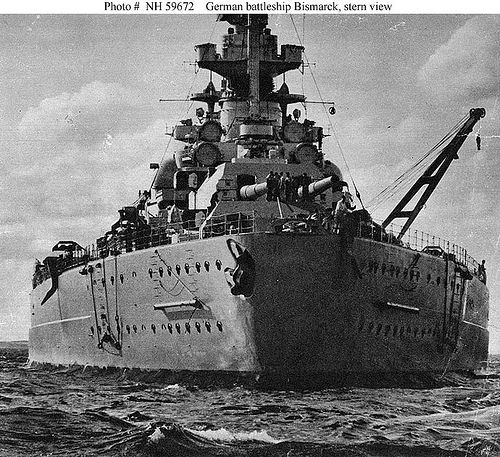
[382,108,485,240]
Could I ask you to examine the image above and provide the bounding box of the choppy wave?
[1,347,500,456]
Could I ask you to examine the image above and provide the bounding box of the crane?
[382,108,485,240]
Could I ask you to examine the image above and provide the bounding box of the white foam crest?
[187,427,281,444]
[165,384,181,390]
[148,427,165,443]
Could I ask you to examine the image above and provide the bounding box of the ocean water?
[1,345,500,457]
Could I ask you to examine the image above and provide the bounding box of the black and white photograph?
[1,7,500,456]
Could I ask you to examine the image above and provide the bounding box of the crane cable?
[366,112,470,210]
[289,15,365,209]
[367,114,467,210]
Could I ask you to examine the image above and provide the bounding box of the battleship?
[29,15,488,386]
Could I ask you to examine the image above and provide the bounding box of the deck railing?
[48,211,480,279]
[356,220,480,275]
[56,211,257,270]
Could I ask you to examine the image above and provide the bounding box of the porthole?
[126,325,130,334]
[110,276,115,285]
[205,321,211,332]
[389,265,395,277]
[168,323,173,334]
[151,324,156,334]
[185,263,190,274]
[217,321,223,332]
[393,326,398,337]
[176,265,181,275]
[175,323,181,334]
[368,322,374,333]
[427,274,431,283]
[101,278,105,286]
[195,322,201,333]
[133,325,137,333]
[399,327,404,337]
[437,277,441,286]
[167,266,172,276]
[216,260,222,271]
[159,267,164,278]
[381,264,386,275]
[384,324,391,336]
[204,261,210,272]
[185,322,191,333]
[141,324,146,331]
[195,262,201,273]
[376,324,382,335]
[395,267,400,277]
[97,326,102,334]
[161,324,166,330]
[148,268,153,278]
[373,262,379,274]
[120,274,124,284]
[132,271,137,277]
[90,326,95,335]
[403,268,408,278]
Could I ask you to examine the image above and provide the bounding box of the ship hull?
[29,233,489,386]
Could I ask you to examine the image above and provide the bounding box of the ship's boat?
[29,15,488,387]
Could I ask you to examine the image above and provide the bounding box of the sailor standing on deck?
[331,175,348,213]
[301,173,311,201]
[478,260,487,284]
[336,190,357,251]
[266,171,274,201]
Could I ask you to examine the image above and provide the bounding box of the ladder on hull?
[442,259,469,349]
[88,259,122,352]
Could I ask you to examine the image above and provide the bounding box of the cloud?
[17,81,145,148]
[1,82,166,264]
[418,16,500,104]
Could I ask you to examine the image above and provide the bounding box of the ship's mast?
[247,15,262,120]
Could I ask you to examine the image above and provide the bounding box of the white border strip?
[31,315,91,329]
[1,1,499,14]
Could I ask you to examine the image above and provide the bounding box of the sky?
[0,14,499,351]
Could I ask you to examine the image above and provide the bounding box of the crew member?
[478,259,487,284]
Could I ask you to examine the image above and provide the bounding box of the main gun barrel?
[240,175,344,200]
[239,182,268,200]
[297,175,342,198]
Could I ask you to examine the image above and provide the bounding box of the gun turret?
[239,182,268,200]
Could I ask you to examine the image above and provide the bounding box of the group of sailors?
[265,171,313,202]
